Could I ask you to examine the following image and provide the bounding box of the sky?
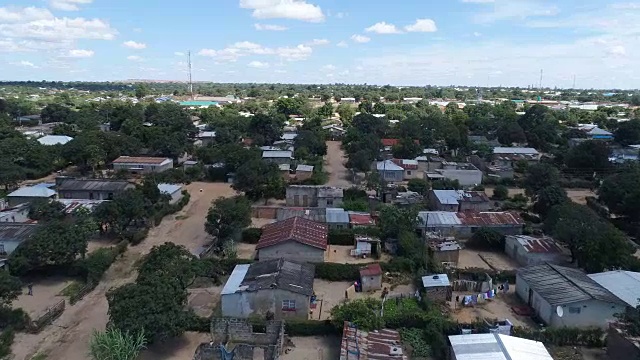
[0,0,639,88]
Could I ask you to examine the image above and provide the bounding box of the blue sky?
[0,0,639,88]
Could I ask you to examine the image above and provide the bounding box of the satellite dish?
[556,306,564,318]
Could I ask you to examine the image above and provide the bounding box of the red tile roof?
[112,156,169,165]
[457,211,525,226]
[360,263,382,277]
[256,217,328,250]
[349,213,375,226]
[340,322,407,360]
[391,159,419,170]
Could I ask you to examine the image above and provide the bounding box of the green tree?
[492,185,509,200]
[532,185,569,218]
[28,199,65,221]
[233,160,286,202]
[467,228,505,251]
[407,178,430,195]
[205,195,252,246]
[0,161,25,190]
[94,189,149,235]
[373,102,386,114]
[138,243,197,288]
[432,179,461,190]
[248,113,285,146]
[40,103,72,123]
[599,164,640,220]
[0,271,22,306]
[135,84,150,99]
[52,123,77,137]
[342,199,369,212]
[615,120,640,146]
[497,122,526,145]
[336,103,355,125]
[90,328,146,360]
[316,102,334,119]
[294,130,327,158]
[565,140,610,175]
[331,298,383,331]
[391,138,421,159]
[358,100,373,113]
[524,163,560,196]
[378,205,419,240]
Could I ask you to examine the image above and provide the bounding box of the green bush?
[314,262,361,281]
[0,328,15,359]
[185,312,210,332]
[328,229,355,245]
[559,178,595,189]
[381,258,415,273]
[512,326,604,347]
[124,227,150,245]
[83,248,118,284]
[492,185,509,200]
[286,320,337,336]
[241,228,262,244]
[585,196,609,218]
[466,228,505,251]
[0,308,30,331]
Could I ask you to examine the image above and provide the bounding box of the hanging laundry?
[504,282,510,291]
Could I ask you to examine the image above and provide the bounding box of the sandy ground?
[11,182,236,360]
[251,217,276,228]
[13,276,74,318]
[325,141,352,188]
[449,288,535,328]
[236,242,256,260]
[312,279,416,320]
[139,332,212,360]
[457,249,519,271]
[281,336,342,360]
[484,187,595,205]
[325,245,392,264]
[187,286,222,318]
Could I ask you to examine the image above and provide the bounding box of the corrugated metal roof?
[376,160,404,171]
[112,156,171,165]
[278,164,291,171]
[7,186,56,198]
[57,199,107,213]
[58,179,131,192]
[296,164,314,172]
[37,135,73,146]
[509,235,562,254]
[326,208,349,223]
[493,147,539,155]
[449,333,553,360]
[222,259,315,296]
[281,132,298,140]
[349,212,375,226]
[418,211,462,226]
[422,274,450,288]
[518,264,626,306]
[157,183,182,195]
[360,263,382,276]
[340,322,407,360]
[262,150,293,158]
[457,212,524,226]
[588,271,640,308]
[0,223,40,242]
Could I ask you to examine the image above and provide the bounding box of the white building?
[448,333,553,360]
[588,270,640,309]
[37,135,73,146]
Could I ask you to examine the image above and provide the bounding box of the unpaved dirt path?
[325,141,352,188]
[11,182,236,360]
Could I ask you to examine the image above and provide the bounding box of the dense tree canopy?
[233,159,286,201]
[599,164,640,220]
[205,195,252,249]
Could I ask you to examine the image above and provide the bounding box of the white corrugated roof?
[262,150,293,158]
[588,270,640,307]
[221,264,250,295]
[449,333,553,360]
[417,211,462,226]
[422,274,450,288]
[157,183,182,195]
[7,186,56,198]
[37,135,73,145]
[432,190,462,205]
[376,160,403,171]
[493,147,539,155]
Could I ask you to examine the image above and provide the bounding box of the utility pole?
[188,50,194,100]
[539,69,543,90]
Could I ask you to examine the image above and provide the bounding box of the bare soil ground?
[325,245,391,264]
[187,286,222,318]
[281,336,342,360]
[457,249,519,271]
[325,141,352,188]
[12,276,74,318]
[484,187,595,205]
[449,289,535,328]
[236,242,256,260]
[251,217,276,228]
[312,279,415,320]
[139,332,211,360]
[11,182,236,360]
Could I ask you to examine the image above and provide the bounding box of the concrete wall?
[459,201,491,212]
[221,289,310,320]
[428,196,458,212]
[252,206,279,219]
[403,169,422,180]
[380,169,404,183]
[286,188,316,207]
[424,225,523,239]
[58,190,115,200]
[0,207,30,223]
[7,196,53,207]
[318,197,342,208]
[438,169,483,187]
[505,237,564,266]
[433,250,460,265]
[516,274,624,328]
[113,161,173,173]
[361,274,382,292]
[258,241,325,263]
[264,157,291,166]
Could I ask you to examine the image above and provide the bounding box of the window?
[568,307,581,314]
[327,199,334,206]
[407,171,412,175]
[282,300,296,311]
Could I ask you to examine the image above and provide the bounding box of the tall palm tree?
[89,328,146,360]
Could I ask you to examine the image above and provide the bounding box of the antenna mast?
[539,69,543,91]
[188,50,194,100]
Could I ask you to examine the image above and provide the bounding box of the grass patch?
[31,353,48,360]
[175,215,189,220]
[58,280,86,297]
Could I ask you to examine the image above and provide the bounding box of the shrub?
[241,228,262,244]
[492,185,509,200]
[286,320,337,336]
[314,262,361,281]
[466,228,505,251]
[512,326,604,347]
[381,258,415,273]
[124,227,149,245]
[328,229,355,245]
[559,178,595,189]
[83,248,118,284]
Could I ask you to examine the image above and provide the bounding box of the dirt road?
[12,182,236,360]
[325,141,352,188]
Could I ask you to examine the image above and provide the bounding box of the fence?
[28,300,65,334]
[70,282,97,305]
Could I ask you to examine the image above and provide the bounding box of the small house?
[348,212,375,228]
[428,240,461,267]
[340,322,407,360]
[422,274,452,302]
[158,183,183,204]
[504,235,565,266]
[6,186,56,207]
[37,135,73,146]
[359,263,382,292]
[262,150,293,166]
[426,162,483,187]
[516,263,626,328]
[376,160,404,183]
[588,270,640,309]
[195,130,216,146]
[391,159,421,180]
[112,156,173,173]
[0,223,40,255]
[221,259,314,320]
[448,333,553,360]
[294,164,314,181]
[56,178,134,200]
[325,208,349,230]
[353,235,381,258]
[286,185,343,208]
[492,147,541,168]
[429,190,490,212]
[0,204,30,223]
[418,211,525,239]
[256,217,328,263]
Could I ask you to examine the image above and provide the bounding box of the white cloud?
[276,44,312,61]
[0,7,52,23]
[49,0,92,11]
[127,55,143,62]
[404,19,438,32]
[473,32,482,37]
[365,22,402,34]
[240,0,325,23]
[473,1,559,23]
[306,38,330,46]
[608,45,627,56]
[336,41,348,48]
[254,23,288,31]
[13,60,38,68]
[248,60,270,68]
[322,64,336,71]
[335,12,346,18]
[611,2,640,9]
[174,51,185,56]
[66,49,94,57]
[351,34,371,43]
[133,27,142,33]
[123,40,146,49]
[274,69,287,73]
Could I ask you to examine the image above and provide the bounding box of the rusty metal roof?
[256,217,328,250]
[340,322,407,360]
[509,235,562,254]
[112,156,171,165]
[457,211,525,226]
[360,263,382,277]
[349,212,375,226]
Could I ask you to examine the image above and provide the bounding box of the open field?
[450,289,536,328]
[457,249,519,271]
[281,336,342,360]
[325,245,391,263]
[11,182,236,360]
[484,187,595,205]
[12,276,74,318]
